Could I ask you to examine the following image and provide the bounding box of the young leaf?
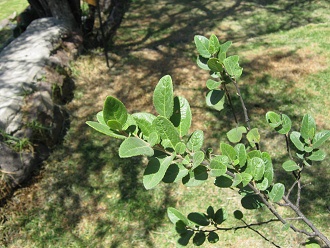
[268,183,285,202]
[290,131,305,151]
[153,75,174,118]
[205,90,225,111]
[235,143,247,167]
[167,207,190,225]
[223,55,243,79]
[278,114,292,134]
[220,143,237,163]
[247,157,265,181]
[241,172,253,187]
[182,166,208,187]
[175,142,186,154]
[196,55,210,70]
[143,154,175,190]
[153,116,180,149]
[232,173,242,187]
[86,121,126,139]
[163,163,189,183]
[194,35,211,58]
[178,230,194,246]
[226,126,247,143]
[220,41,232,53]
[300,114,316,140]
[241,194,264,209]
[206,79,221,90]
[188,212,210,226]
[256,178,268,191]
[207,206,215,219]
[103,96,128,129]
[132,112,156,137]
[193,232,206,246]
[209,157,227,177]
[192,151,205,170]
[170,96,192,137]
[96,111,106,125]
[187,130,204,152]
[208,34,220,55]
[282,160,300,172]
[266,111,282,128]
[119,137,154,158]
[307,149,326,161]
[246,128,260,148]
[312,130,330,149]
[262,152,274,187]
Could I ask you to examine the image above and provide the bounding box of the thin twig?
[223,83,239,126]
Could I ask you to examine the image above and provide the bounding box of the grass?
[1,0,330,247]
[0,0,28,20]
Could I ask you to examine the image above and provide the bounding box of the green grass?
[1,0,330,247]
[0,0,28,20]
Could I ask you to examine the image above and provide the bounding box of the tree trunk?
[27,0,81,30]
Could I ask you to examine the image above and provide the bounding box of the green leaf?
[170,96,192,137]
[205,90,225,111]
[223,55,243,79]
[266,111,282,128]
[300,114,316,140]
[194,35,211,58]
[187,130,204,152]
[143,155,175,189]
[282,160,300,172]
[241,172,253,187]
[206,79,221,90]
[290,131,305,151]
[163,163,189,183]
[232,173,242,187]
[192,151,205,170]
[278,114,292,134]
[103,96,128,130]
[235,143,247,167]
[193,232,206,246]
[182,166,208,187]
[167,207,190,225]
[96,111,106,125]
[132,112,156,137]
[86,121,126,139]
[208,34,220,54]
[312,130,330,149]
[209,157,227,177]
[153,75,174,118]
[148,132,159,146]
[220,143,237,163]
[262,152,274,187]
[196,55,210,70]
[207,58,222,72]
[246,128,260,147]
[220,41,232,53]
[268,183,285,202]
[175,142,186,154]
[246,157,265,181]
[118,137,154,158]
[153,116,181,149]
[214,175,233,188]
[226,126,247,143]
[175,220,187,234]
[214,208,227,224]
[256,177,268,191]
[307,149,326,161]
[188,212,210,226]
[305,239,321,248]
[241,194,264,209]
[207,231,219,244]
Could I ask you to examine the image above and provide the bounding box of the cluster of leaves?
[87,35,330,247]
